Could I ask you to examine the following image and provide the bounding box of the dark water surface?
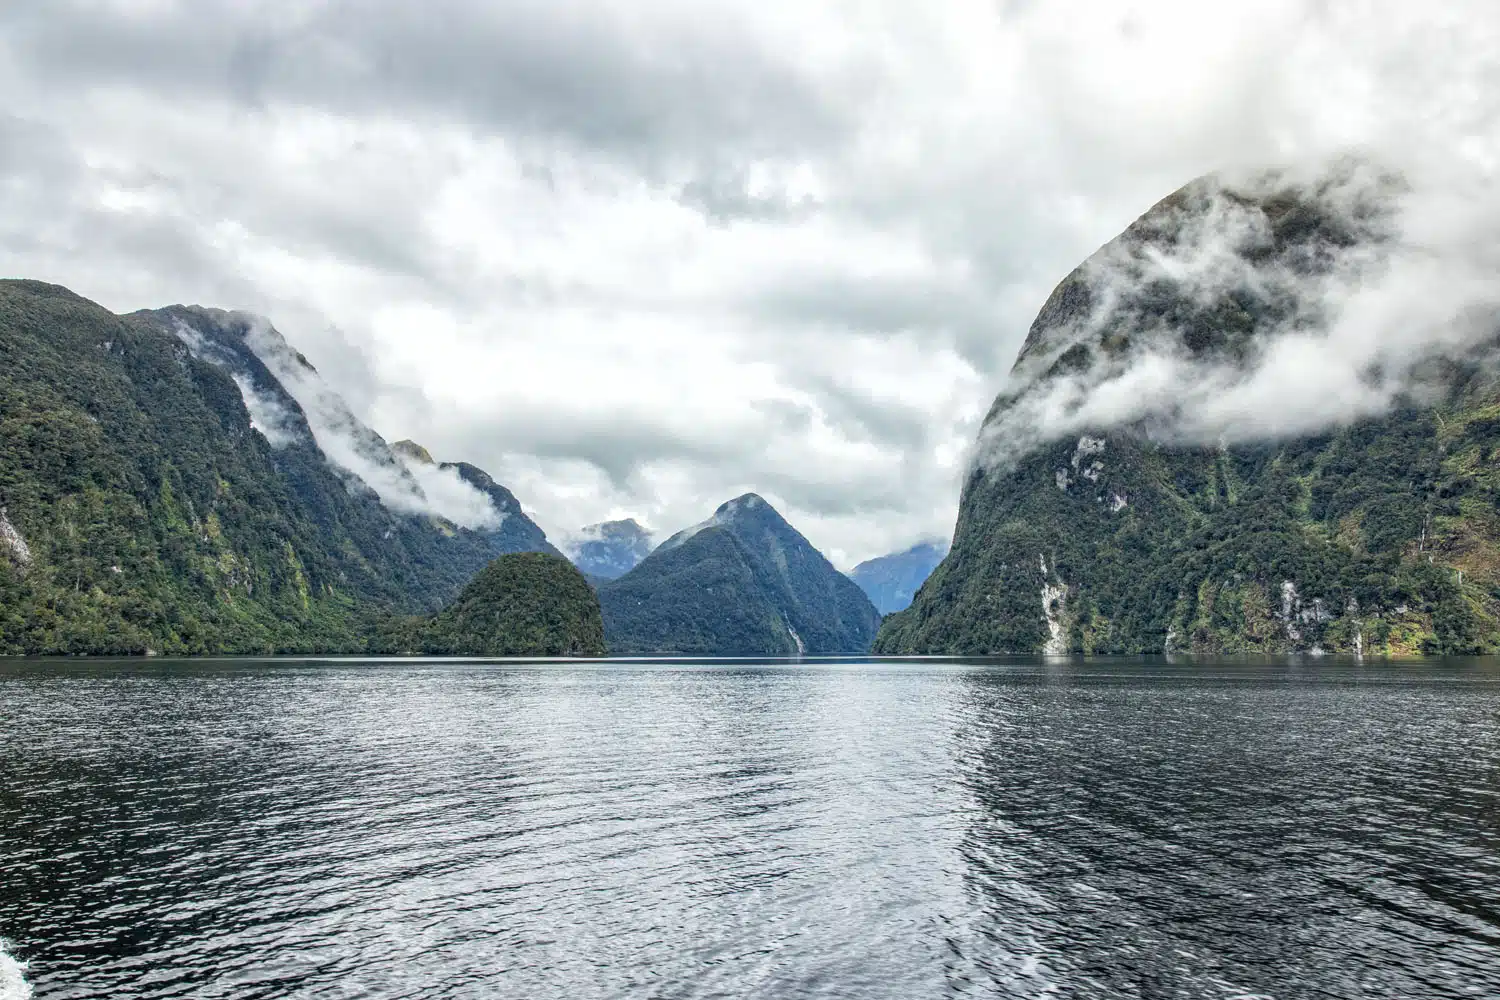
[2,658,1500,999]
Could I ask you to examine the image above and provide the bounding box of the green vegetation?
[0,280,560,654]
[376,553,606,656]
[599,494,880,655]
[876,403,1500,655]
[877,169,1500,656]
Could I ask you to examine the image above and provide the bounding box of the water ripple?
[2,659,1499,998]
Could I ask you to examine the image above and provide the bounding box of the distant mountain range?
[597,494,880,655]
[849,541,948,615]
[564,519,655,581]
[0,281,559,655]
[35,154,1500,665]
[0,279,881,657]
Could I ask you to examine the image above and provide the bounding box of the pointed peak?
[714,493,772,520]
[584,518,651,539]
[392,439,435,465]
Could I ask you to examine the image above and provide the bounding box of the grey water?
[2,659,1499,999]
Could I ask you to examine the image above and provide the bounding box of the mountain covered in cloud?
[564,519,655,581]
[848,541,948,615]
[0,280,557,654]
[597,494,880,655]
[877,161,1500,656]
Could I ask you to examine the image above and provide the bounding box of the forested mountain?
[376,552,606,656]
[876,163,1500,656]
[565,519,655,580]
[0,280,557,654]
[849,541,948,614]
[598,494,880,655]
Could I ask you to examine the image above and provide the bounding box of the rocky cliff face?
[876,163,1500,656]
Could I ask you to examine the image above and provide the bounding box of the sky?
[0,1,1495,568]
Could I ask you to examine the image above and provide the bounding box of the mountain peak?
[714,493,771,521]
[598,495,878,655]
[566,518,655,580]
[850,540,949,615]
[657,493,782,554]
[392,440,435,465]
[594,518,649,536]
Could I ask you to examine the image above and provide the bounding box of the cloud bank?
[237,318,507,530]
[0,0,1497,565]
[976,154,1500,470]
[177,313,507,529]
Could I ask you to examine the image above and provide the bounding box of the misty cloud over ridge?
[975,153,1500,471]
[238,318,508,531]
[0,0,1497,564]
[175,312,507,530]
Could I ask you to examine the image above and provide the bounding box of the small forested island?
[376,552,606,657]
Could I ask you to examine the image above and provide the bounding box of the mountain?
[376,552,606,656]
[0,280,558,655]
[876,163,1500,656]
[565,518,655,580]
[849,541,949,614]
[598,494,881,655]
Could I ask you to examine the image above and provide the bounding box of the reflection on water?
[1,658,1498,998]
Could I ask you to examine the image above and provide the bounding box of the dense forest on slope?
[598,494,880,655]
[877,166,1500,656]
[0,281,557,654]
[376,552,606,656]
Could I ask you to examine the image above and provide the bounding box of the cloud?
[975,155,1500,470]
[2,0,860,168]
[0,0,1497,565]
[194,315,507,530]
[402,456,512,531]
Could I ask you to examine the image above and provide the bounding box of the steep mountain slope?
[0,281,557,654]
[849,541,948,614]
[598,494,880,655]
[565,519,655,580]
[876,163,1500,656]
[377,552,606,656]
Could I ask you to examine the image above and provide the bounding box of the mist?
[4,0,1500,562]
[236,318,507,531]
[974,151,1500,472]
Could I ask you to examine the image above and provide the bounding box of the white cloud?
[0,0,1496,563]
[236,317,505,530]
[975,155,1500,469]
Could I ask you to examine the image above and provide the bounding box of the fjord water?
[2,660,1499,999]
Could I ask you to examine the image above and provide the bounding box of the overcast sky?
[0,1,1494,567]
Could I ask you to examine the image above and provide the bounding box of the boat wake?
[0,939,31,1000]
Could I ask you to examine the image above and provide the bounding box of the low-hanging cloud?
[232,317,507,530]
[3,0,1499,565]
[975,152,1500,471]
